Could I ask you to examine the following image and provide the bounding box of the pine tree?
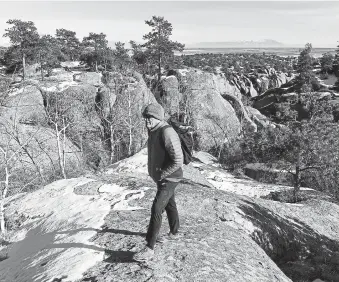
[56,28,81,61]
[81,32,108,72]
[3,19,39,80]
[36,35,63,80]
[142,16,185,81]
[296,43,318,92]
[113,42,131,70]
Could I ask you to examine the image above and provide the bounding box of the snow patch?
[193,151,219,166]
[229,208,258,235]
[60,61,81,68]
[0,178,112,282]
[112,188,150,211]
[1,175,151,282]
[8,87,25,97]
[98,183,150,211]
[104,148,148,175]
[41,80,79,92]
[202,168,293,198]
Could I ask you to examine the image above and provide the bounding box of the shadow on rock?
[239,200,339,282]
[103,250,136,263]
[99,228,146,238]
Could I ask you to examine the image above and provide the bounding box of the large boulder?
[181,70,241,151]
[258,76,270,93]
[246,106,278,130]
[245,77,258,97]
[4,84,46,124]
[157,75,182,115]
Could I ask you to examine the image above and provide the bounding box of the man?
[133,103,183,262]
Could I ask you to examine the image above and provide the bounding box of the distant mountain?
[187,39,285,48]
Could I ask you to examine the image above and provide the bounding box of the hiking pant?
[146,180,180,249]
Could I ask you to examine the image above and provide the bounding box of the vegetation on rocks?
[183,52,295,75]
[223,44,339,202]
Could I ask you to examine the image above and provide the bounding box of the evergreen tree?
[112,42,131,70]
[296,43,319,92]
[320,52,334,74]
[81,32,108,72]
[142,16,185,81]
[3,19,39,80]
[56,28,81,61]
[36,35,63,80]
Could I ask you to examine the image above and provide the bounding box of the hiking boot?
[133,246,154,262]
[167,232,180,239]
[156,232,180,243]
[145,236,165,244]
[156,235,166,244]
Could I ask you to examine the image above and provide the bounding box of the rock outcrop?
[1,150,338,282]
[252,86,337,121]
[158,69,291,150]
[181,70,241,150]
[156,75,182,115]
[227,68,291,97]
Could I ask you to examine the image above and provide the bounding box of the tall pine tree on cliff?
[3,19,39,80]
[81,32,109,72]
[142,16,185,82]
[56,28,81,61]
[296,43,318,93]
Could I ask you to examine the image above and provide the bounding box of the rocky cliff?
[157,68,287,151]
[1,150,338,282]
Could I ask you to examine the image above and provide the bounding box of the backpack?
[161,119,194,165]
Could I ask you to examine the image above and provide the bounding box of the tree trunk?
[293,164,300,203]
[128,91,132,156]
[56,123,67,179]
[22,53,26,81]
[40,62,44,81]
[0,166,9,234]
[95,61,98,72]
[62,118,67,177]
[23,147,45,183]
[110,124,115,164]
[158,51,161,82]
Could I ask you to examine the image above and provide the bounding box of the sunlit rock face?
[178,70,241,151]
[3,151,339,282]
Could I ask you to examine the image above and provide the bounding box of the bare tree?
[0,123,41,234]
[42,89,83,179]
[98,71,145,163]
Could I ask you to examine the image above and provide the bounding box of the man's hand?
[157,178,168,188]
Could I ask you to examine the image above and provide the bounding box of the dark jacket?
[147,121,183,182]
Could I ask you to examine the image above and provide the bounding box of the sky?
[0,1,338,48]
